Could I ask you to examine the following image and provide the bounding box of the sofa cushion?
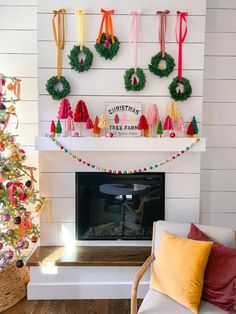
[150,231,213,313]
[138,289,228,314]
[188,223,236,314]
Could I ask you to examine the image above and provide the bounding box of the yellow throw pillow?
[150,231,213,314]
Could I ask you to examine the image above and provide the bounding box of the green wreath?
[124,68,146,92]
[95,33,120,60]
[149,52,175,78]
[68,46,93,72]
[46,76,70,100]
[169,76,192,101]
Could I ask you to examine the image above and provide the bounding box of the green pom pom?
[169,76,192,101]
[149,52,175,78]
[124,68,146,92]
[95,33,120,60]
[69,46,93,72]
[46,76,70,100]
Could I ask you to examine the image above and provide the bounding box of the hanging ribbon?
[157,10,170,58]
[75,9,85,51]
[52,9,66,79]
[96,9,115,44]
[3,103,19,131]
[13,77,21,99]
[130,10,142,72]
[176,11,188,82]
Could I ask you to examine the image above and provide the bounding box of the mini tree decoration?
[156,120,163,138]
[50,120,56,134]
[86,116,94,136]
[114,114,119,124]
[169,11,192,101]
[69,9,93,73]
[98,113,108,136]
[95,9,120,60]
[148,104,160,137]
[138,115,149,137]
[74,100,89,136]
[192,116,199,136]
[93,116,101,137]
[187,121,194,137]
[55,119,62,136]
[57,98,73,136]
[46,9,70,100]
[149,10,175,78]
[66,116,75,136]
[167,100,181,123]
[163,115,174,137]
[124,10,146,91]
[176,116,185,137]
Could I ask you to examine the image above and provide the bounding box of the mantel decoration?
[124,10,146,91]
[46,9,70,100]
[46,133,200,174]
[169,11,192,101]
[69,9,93,73]
[149,10,175,78]
[95,9,120,60]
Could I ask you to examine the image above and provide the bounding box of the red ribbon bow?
[176,11,188,82]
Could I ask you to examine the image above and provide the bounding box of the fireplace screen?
[76,172,165,240]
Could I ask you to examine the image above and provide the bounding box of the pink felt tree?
[66,116,75,136]
[163,115,173,137]
[176,116,185,137]
[57,98,73,136]
[148,104,160,137]
[74,100,89,136]
[86,116,94,136]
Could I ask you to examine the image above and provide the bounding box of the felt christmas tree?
[156,120,163,137]
[50,120,56,134]
[86,116,94,136]
[192,116,198,135]
[167,100,181,122]
[114,114,119,124]
[0,74,42,269]
[98,113,108,136]
[56,119,62,135]
[66,116,75,136]
[93,116,101,137]
[138,115,149,137]
[148,104,160,137]
[74,100,89,136]
[176,116,185,137]
[187,121,194,137]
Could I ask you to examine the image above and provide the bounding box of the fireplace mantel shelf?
[35,136,206,152]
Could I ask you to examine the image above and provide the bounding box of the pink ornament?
[17,240,25,248]
[2,213,10,221]
[86,117,94,130]
[57,98,73,120]
[163,115,173,131]
[170,132,176,138]
[106,132,113,137]
[5,250,14,259]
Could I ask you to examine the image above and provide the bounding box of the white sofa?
[131,221,235,314]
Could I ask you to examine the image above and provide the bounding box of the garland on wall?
[46,133,200,174]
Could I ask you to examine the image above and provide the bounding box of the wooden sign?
[106,102,142,137]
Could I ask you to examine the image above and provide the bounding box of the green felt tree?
[56,119,62,135]
[192,116,198,135]
[156,121,163,137]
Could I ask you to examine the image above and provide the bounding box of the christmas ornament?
[25,180,31,188]
[2,213,10,222]
[17,240,25,249]
[170,132,176,138]
[46,9,70,100]
[16,259,24,268]
[5,250,14,259]
[169,11,192,101]
[31,236,38,243]
[124,10,146,91]
[149,10,175,78]
[46,133,201,173]
[95,9,120,60]
[13,216,21,225]
[69,9,93,72]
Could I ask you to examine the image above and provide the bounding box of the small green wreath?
[95,33,120,60]
[68,46,93,72]
[149,52,175,78]
[169,76,192,101]
[124,68,146,92]
[46,76,70,100]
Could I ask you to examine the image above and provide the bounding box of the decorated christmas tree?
[156,120,163,137]
[0,74,43,269]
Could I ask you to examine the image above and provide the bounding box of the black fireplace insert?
[75,172,165,240]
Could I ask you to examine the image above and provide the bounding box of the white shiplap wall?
[201,1,236,230]
[37,0,206,245]
[0,1,38,170]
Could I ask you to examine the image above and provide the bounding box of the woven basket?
[0,263,29,312]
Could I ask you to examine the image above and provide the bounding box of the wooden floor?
[4,298,142,314]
